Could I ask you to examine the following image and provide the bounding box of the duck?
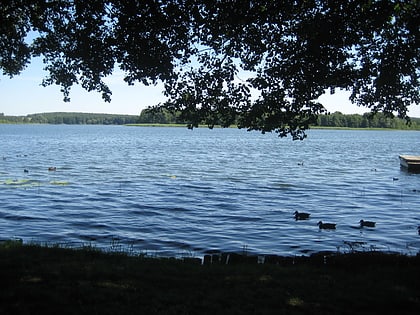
[317,221,336,230]
[48,167,57,171]
[24,169,29,173]
[360,220,376,228]
[294,211,310,220]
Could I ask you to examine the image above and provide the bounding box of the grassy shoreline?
[1,241,419,314]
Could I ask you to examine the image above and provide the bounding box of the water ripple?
[0,125,419,256]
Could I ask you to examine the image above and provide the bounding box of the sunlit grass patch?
[287,296,305,307]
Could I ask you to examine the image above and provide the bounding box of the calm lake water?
[1,125,419,257]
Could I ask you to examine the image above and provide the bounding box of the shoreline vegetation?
[1,111,420,130]
[1,240,419,314]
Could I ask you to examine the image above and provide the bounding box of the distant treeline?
[0,112,139,125]
[138,109,420,130]
[1,110,420,130]
[316,112,420,129]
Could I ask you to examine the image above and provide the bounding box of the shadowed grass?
[1,241,419,314]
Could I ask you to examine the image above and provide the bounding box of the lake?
[1,124,419,257]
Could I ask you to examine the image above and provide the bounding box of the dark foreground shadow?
[1,243,419,315]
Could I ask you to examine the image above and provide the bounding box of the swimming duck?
[360,220,376,228]
[294,211,310,220]
[317,221,336,230]
[48,167,57,171]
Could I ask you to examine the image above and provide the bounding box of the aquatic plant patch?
[0,179,41,188]
[1,179,70,188]
[49,181,70,186]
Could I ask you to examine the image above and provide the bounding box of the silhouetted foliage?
[1,1,419,138]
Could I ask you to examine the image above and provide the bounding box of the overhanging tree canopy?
[1,0,419,139]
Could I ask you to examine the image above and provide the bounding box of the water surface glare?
[1,125,419,257]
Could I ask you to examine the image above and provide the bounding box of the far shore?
[1,121,419,131]
[125,123,420,131]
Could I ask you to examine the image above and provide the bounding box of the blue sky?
[1,57,419,118]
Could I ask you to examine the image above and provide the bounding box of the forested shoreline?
[1,111,420,130]
[137,109,420,130]
[316,112,420,129]
[0,112,140,125]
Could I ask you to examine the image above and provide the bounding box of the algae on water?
[1,179,70,187]
[49,181,70,186]
[1,179,40,187]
